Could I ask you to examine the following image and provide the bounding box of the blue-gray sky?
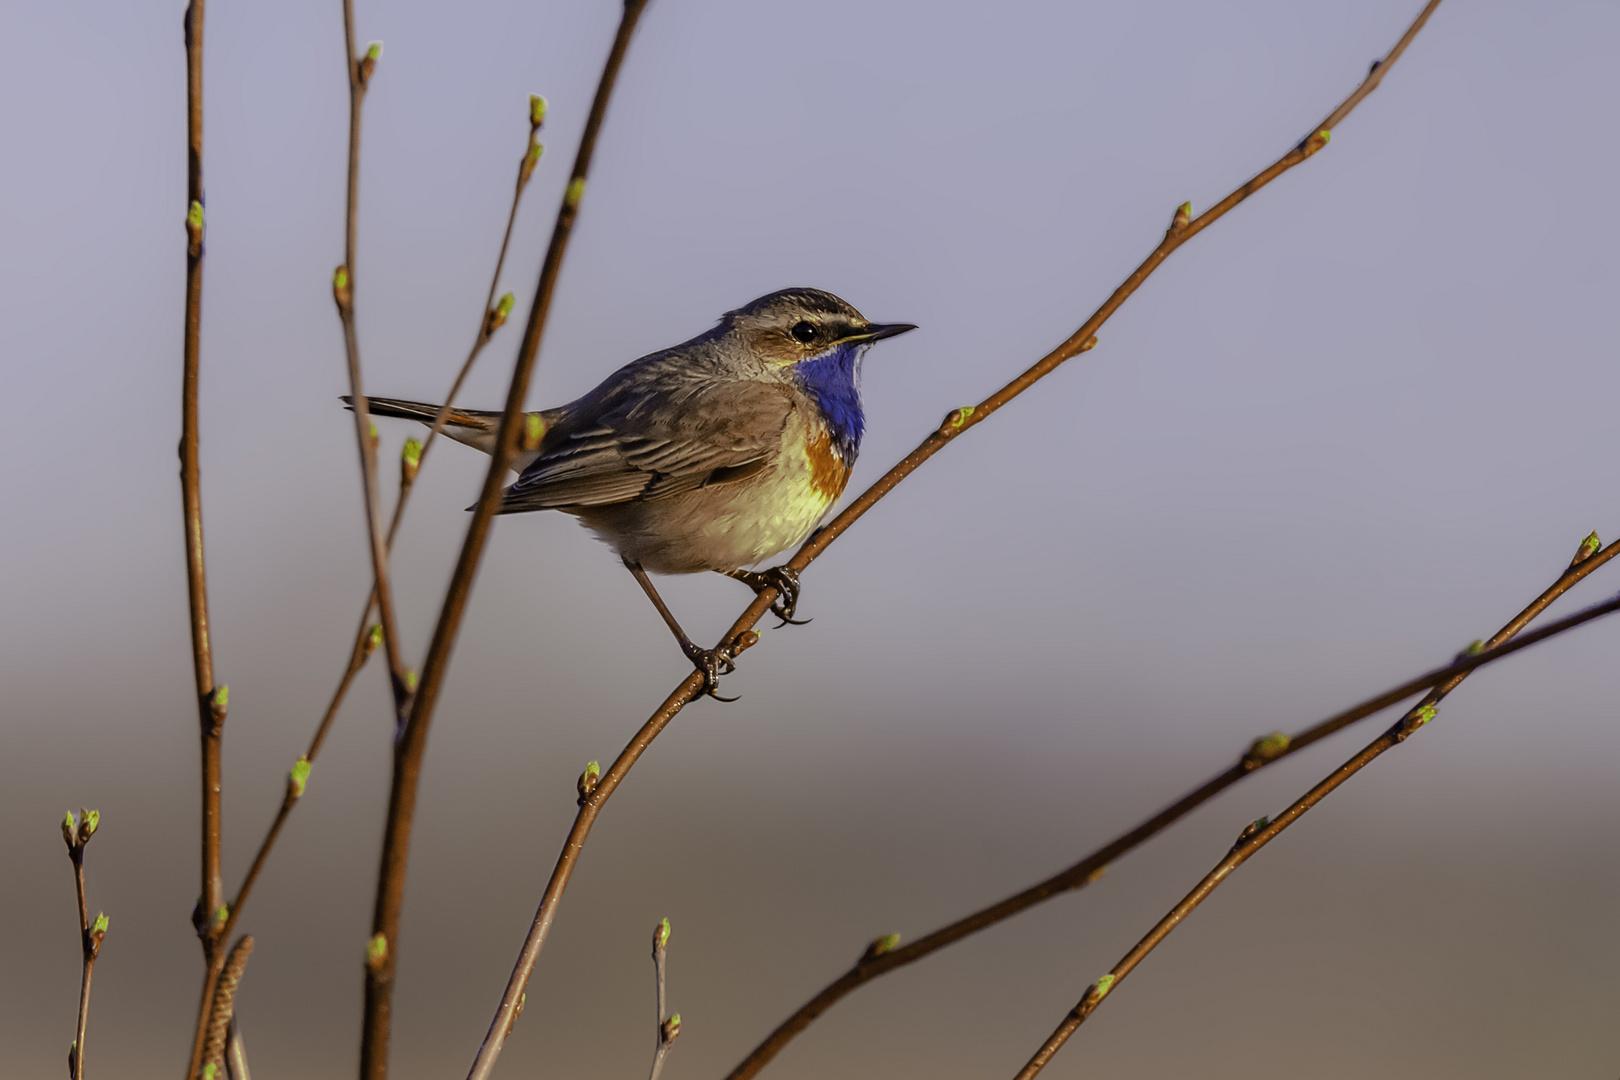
[3,1,1619,1078]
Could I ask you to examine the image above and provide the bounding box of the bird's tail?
[342,395,502,454]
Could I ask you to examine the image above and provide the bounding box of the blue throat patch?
[793,342,865,462]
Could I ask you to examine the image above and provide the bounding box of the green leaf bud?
[654,917,671,951]
[529,94,548,127]
[401,437,423,485]
[289,756,312,799]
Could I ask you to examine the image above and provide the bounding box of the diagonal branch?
[470,2,1452,1064]
[362,5,651,1078]
[732,533,1615,1080]
[1008,533,1616,1079]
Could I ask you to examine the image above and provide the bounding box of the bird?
[353,288,915,698]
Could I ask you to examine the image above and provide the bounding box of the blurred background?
[4,0,1619,1077]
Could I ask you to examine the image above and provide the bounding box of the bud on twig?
[1077,334,1099,352]
[938,405,975,435]
[577,760,601,804]
[400,438,423,486]
[89,912,109,954]
[289,756,312,799]
[1091,973,1116,1001]
[1412,703,1438,728]
[209,685,229,726]
[76,809,100,846]
[186,200,205,257]
[486,293,516,337]
[860,932,901,963]
[358,41,382,89]
[1571,531,1601,568]
[653,917,671,952]
[504,991,527,1037]
[1168,201,1192,235]
[564,176,586,210]
[403,668,419,693]
[366,932,388,971]
[731,629,761,657]
[1243,731,1290,767]
[62,811,78,850]
[518,139,544,190]
[1302,128,1331,157]
[660,1014,682,1045]
[362,624,384,662]
[333,265,352,309]
[529,94,548,129]
[1232,816,1270,851]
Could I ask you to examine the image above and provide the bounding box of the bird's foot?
[729,566,808,626]
[682,639,739,702]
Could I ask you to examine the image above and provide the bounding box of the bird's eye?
[790,321,818,344]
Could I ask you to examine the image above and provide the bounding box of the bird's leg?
[624,559,738,701]
[724,566,808,626]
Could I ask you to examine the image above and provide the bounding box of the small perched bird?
[356,288,915,697]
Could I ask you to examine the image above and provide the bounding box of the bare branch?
[727,534,1617,1079]
[63,810,104,1080]
[475,3,1454,1065]
[176,1,230,1074]
[1009,537,1616,1079]
[214,97,539,955]
[365,5,652,1078]
[648,919,679,1080]
[201,937,255,1080]
[332,9,410,721]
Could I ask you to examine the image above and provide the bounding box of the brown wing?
[496,381,794,513]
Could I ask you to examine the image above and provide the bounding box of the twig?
[225,1018,252,1080]
[734,533,1617,1079]
[62,810,106,1080]
[473,1,1451,1064]
[648,919,680,1080]
[364,5,651,1078]
[331,10,410,721]
[177,1,230,1075]
[1009,536,1615,1080]
[211,100,540,955]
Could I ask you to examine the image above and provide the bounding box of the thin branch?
[474,1,1451,1063]
[365,5,651,1078]
[63,810,104,1080]
[225,1018,252,1080]
[177,1,229,1075]
[649,919,679,1080]
[734,533,1617,1079]
[214,106,539,950]
[1009,538,1616,1080]
[332,10,410,722]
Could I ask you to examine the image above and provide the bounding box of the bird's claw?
[683,640,739,702]
[733,566,809,627]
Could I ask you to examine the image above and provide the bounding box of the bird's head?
[721,288,916,369]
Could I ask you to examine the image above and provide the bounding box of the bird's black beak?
[846,322,917,343]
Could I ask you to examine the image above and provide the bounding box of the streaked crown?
[721,288,916,367]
